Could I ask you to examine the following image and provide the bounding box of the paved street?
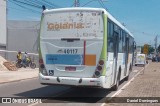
[0,66,143,106]
[1,0,160,106]
[103,62,160,106]
[0,68,38,84]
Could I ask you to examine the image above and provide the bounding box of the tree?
[148,46,155,54]
[141,45,154,54]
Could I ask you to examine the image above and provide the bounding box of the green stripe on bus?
[101,14,107,76]
[39,15,44,59]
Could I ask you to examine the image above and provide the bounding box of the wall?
[0,45,6,58]
[7,20,40,63]
[0,0,6,45]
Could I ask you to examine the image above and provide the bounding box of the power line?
[70,3,75,7]
[130,29,155,37]
[81,0,97,7]
[8,0,41,14]
[33,0,53,9]
[0,4,23,12]
[123,23,157,37]
[98,0,104,8]
[11,0,42,9]
[98,0,107,10]
[81,0,108,10]
[23,0,42,8]
[42,0,61,8]
[8,6,38,13]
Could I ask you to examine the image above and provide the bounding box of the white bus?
[39,7,135,90]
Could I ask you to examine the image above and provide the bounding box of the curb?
[0,77,38,84]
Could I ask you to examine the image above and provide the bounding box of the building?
[0,0,40,66]
[0,0,6,45]
[0,0,7,58]
[6,20,40,62]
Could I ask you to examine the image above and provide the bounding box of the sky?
[6,0,160,46]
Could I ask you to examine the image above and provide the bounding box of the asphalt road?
[0,66,143,106]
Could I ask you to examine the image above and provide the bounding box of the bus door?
[124,37,129,76]
[112,31,119,85]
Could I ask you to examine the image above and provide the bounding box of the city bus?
[39,7,135,90]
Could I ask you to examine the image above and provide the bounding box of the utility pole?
[74,0,80,7]
[154,35,158,55]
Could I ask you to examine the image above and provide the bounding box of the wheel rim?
[30,63,36,69]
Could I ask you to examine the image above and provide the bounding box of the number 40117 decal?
[64,49,78,54]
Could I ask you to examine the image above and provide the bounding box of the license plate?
[65,67,76,71]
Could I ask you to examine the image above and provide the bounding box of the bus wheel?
[125,74,129,81]
[112,72,120,91]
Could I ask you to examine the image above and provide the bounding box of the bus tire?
[125,74,129,81]
[112,71,120,91]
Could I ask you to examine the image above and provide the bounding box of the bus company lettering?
[47,22,85,31]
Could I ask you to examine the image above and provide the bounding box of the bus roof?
[105,9,134,38]
[43,7,134,38]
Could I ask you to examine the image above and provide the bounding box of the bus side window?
[107,21,114,52]
[129,37,133,53]
[122,31,126,53]
[119,29,123,53]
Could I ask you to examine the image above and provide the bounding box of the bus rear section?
[39,8,107,88]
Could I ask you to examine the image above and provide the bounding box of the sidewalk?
[0,68,38,84]
[104,62,160,106]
